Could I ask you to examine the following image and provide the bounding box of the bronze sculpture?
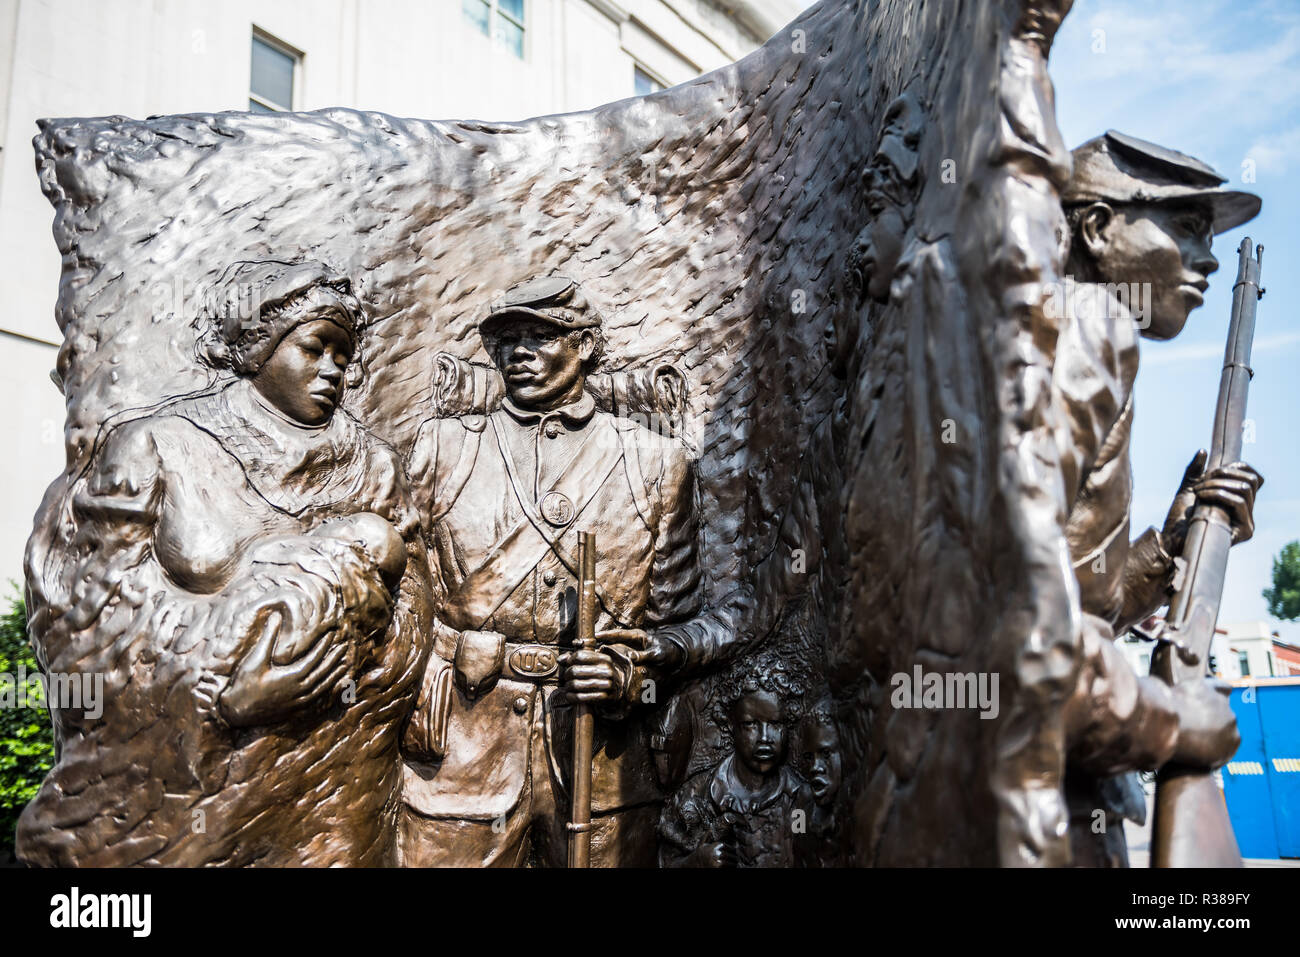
[1052,133,1263,867]
[657,646,817,868]
[794,702,845,867]
[398,276,736,867]
[16,0,1268,867]
[18,261,431,865]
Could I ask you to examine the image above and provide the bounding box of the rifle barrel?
[1150,238,1263,868]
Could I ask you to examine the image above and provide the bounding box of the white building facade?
[1213,620,1285,680]
[1116,619,1291,680]
[0,0,804,589]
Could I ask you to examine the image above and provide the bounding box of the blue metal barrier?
[1224,679,1300,859]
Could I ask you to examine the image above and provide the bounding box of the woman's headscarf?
[203,260,362,375]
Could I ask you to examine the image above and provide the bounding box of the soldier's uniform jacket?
[1053,132,1262,865]
[1054,281,1171,630]
[402,390,713,818]
[1054,283,1180,866]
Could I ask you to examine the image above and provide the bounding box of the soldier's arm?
[1065,613,1239,776]
[403,415,466,644]
[404,415,447,533]
[1065,614,1179,775]
[401,416,479,759]
[1114,526,1176,633]
[752,444,823,644]
[645,443,753,677]
[1116,450,1265,634]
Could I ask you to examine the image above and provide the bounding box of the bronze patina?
[18,261,432,866]
[14,0,1268,867]
[398,276,719,866]
[1053,132,1263,868]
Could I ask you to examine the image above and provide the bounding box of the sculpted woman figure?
[18,260,431,866]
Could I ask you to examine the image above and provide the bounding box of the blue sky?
[1050,0,1300,646]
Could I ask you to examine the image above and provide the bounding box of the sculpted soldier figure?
[1054,132,1265,865]
[401,276,734,867]
[19,261,431,866]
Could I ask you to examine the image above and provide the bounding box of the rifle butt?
[1151,766,1242,868]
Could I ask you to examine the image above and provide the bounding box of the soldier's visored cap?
[1064,130,1260,235]
[479,276,603,345]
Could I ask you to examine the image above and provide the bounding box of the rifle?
[1149,238,1264,868]
[567,531,598,867]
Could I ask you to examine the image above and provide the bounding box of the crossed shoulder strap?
[440,414,631,629]
[489,414,619,580]
[613,416,659,532]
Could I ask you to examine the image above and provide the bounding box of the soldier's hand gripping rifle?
[567,531,598,867]
[1149,238,1264,868]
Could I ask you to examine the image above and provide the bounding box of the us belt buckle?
[507,644,560,681]
[540,490,575,527]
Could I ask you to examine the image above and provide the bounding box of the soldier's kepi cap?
[1064,130,1260,235]
[479,276,604,347]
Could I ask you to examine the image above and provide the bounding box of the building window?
[634,66,664,96]
[464,0,525,58]
[250,31,299,112]
[1238,650,1251,677]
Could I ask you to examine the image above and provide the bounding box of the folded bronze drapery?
[432,352,688,433]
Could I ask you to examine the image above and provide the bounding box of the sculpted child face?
[252,315,354,426]
[798,721,843,806]
[491,319,595,412]
[1077,200,1218,341]
[729,690,786,776]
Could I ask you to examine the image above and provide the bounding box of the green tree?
[1263,541,1300,622]
[0,586,54,863]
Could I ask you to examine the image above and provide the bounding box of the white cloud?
[1244,124,1300,175]
[1142,330,1300,366]
[1052,0,1300,149]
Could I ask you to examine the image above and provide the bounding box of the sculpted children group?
[17,126,1261,868]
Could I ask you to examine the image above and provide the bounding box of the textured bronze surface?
[19,263,433,865]
[15,0,1260,867]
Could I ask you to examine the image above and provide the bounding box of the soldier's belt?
[434,629,563,684]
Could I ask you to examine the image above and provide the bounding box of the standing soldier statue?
[1054,131,1265,866]
[398,276,735,866]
